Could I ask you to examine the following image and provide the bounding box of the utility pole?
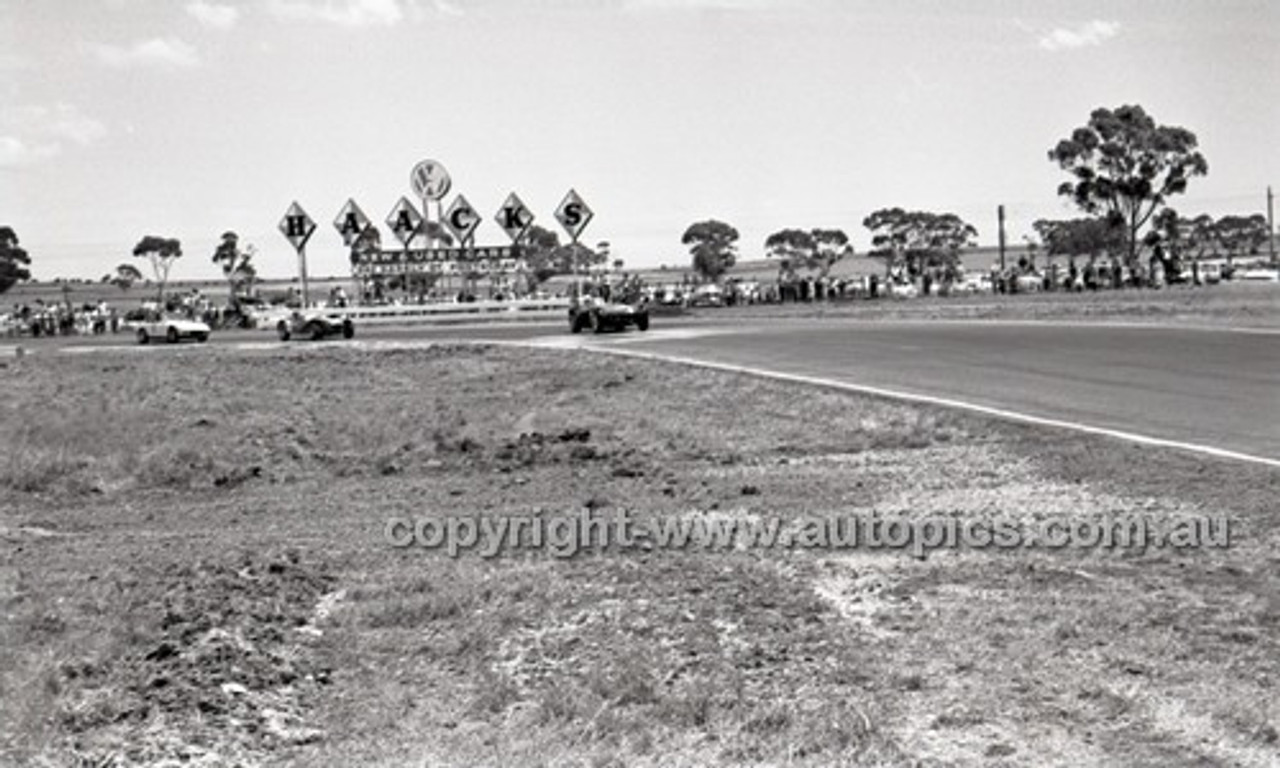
[1268,186,1276,266]
[997,204,1007,272]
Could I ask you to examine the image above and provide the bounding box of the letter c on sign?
[451,208,476,230]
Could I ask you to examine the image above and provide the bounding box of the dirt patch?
[31,552,336,766]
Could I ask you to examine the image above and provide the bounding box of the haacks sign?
[284,160,595,280]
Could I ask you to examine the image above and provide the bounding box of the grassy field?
[687,282,1280,328]
[1,344,1278,766]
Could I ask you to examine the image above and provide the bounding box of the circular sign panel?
[410,160,452,202]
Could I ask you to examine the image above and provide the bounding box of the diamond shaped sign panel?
[386,196,423,247]
[495,192,534,243]
[444,194,481,246]
[278,201,316,251]
[555,189,594,242]
[333,199,371,247]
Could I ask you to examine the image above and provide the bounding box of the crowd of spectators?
[1,251,1263,337]
[2,289,236,338]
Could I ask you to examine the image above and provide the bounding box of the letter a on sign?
[279,201,317,251]
[385,196,424,247]
[333,199,371,247]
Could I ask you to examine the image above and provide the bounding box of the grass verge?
[0,344,1276,766]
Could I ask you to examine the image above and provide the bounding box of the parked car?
[955,274,993,294]
[1013,273,1044,293]
[1235,266,1279,282]
[886,281,918,299]
[276,309,356,341]
[688,284,725,308]
[135,312,210,344]
[656,286,684,306]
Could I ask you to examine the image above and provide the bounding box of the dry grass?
[1,344,1277,766]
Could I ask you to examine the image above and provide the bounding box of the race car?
[135,312,210,344]
[568,292,650,334]
[276,310,356,341]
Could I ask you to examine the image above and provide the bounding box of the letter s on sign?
[563,203,582,227]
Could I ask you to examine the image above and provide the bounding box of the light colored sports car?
[135,313,210,344]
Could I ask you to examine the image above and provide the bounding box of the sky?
[2,0,1278,281]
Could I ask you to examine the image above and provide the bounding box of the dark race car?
[276,310,355,341]
[568,291,649,334]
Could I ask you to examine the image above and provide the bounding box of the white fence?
[321,298,571,325]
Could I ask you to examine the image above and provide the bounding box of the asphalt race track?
[599,320,1280,465]
[8,317,1278,465]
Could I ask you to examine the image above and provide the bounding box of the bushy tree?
[765,227,853,278]
[1048,104,1208,266]
[862,208,977,276]
[1147,212,1268,265]
[683,220,738,281]
[1032,218,1126,263]
[519,225,604,284]
[212,231,258,308]
[110,263,143,292]
[566,242,605,274]
[764,229,814,272]
[520,225,563,285]
[421,220,454,248]
[1214,214,1270,258]
[810,229,852,276]
[132,235,182,302]
[0,226,32,295]
[350,225,382,266]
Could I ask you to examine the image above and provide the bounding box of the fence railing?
[318,298,571,325]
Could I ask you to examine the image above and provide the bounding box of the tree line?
[678,104,1267,282]
[1031,212,1271,268]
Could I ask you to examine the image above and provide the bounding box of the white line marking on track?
[519,342,1280,470]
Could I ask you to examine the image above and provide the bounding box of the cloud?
[91,37,201,68]
[623,0,788,11]
[0,136,60,168]
[432,0,463,17]
[1038,20,1120,51]
[186,1,241,29]
[49,111,108,146]
[0,52,32,71]
[0,104,106,168]
[266,0,405,26]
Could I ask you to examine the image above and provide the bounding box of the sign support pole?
[998,204,1007,273]
[436,200,448,299]
[1268,185,1276,267]
[299,245,310,307]
[403,241,411,299]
